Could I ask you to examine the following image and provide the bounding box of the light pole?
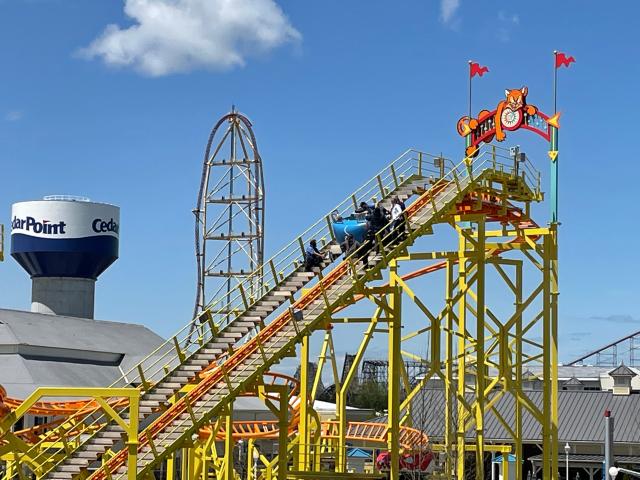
[610,466,640,479]
[237,440,245,479]
[564,443,570,480]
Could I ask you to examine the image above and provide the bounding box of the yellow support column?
[224,403,235,480]
[336,307,380,474]
[474,217,486,480]
[542,228,559,480]
[181,448,189,480]
[550,225,560,478]
[126,393,140,480]
[514,261,523,480]
[259,384,289,480]
[298,335,310,472]
[388,258,401,480]
[246,438,256,480]
[276,387,288,480]
[502,453,509,480]
[335,381,346,473]
[166,452,175,480]
[444,259,455,478]
[456,229,468,480]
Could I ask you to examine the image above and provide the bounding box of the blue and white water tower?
[10,196,120,318]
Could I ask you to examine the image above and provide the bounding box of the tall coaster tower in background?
[194,108,265,316]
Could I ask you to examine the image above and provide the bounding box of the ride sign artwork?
[456,86,560,158]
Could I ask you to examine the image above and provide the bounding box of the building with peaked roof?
[404,387,640,479]
[609,363,638,396]
[562,376,585,391]
[409,389,640,450]
[368,363,640,478]
[0,308,166,399]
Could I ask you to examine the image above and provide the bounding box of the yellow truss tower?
[0,146,558,480]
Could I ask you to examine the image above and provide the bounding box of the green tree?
[350,381,388,412]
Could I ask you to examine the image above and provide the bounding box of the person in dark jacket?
[369,205,387,233]
[355,201,373,215]
[340,233,360,257]
[342,233,371,268]
[365,204,389,254]
[305,239,324,271]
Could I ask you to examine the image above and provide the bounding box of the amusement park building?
[0,308,166,399]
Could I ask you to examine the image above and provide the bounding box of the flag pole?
[551,50,559,223]
[553,50,558,113]
[468,60,472,120]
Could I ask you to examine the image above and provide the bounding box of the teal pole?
[550,126,558,223]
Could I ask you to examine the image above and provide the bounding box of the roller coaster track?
[3,373,429,453]
[201,419,429,450]
[2,148,540,479]
[2,194,532,446]
[567,330,640,367]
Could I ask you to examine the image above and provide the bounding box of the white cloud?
[4,110,24,122]
[496,10,520,43]
[590,314,640,324]
[79,0,301,77]
[440,0,461,24]
[498,10,520,25]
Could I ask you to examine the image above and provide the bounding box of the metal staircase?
[29,149,540,479]
[22,150,441,479]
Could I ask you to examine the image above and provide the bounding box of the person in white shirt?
[390,197,406,244]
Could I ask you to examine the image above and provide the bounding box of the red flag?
[469,62,489,78]
[555,52,575,69]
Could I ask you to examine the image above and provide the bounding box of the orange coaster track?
[1,199,532,458]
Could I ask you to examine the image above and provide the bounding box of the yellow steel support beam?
[444,258,455,477]
[259,384,289,480]
[515,260,523,480]
[456,226,469,480]
[0,387,140,478]
[246,438,256,480]
[387,258,401,480]
[336,307,381,472]
[166,452,175,480]
[474,217,486,479]
[223,404,234,480]
[431,443,512,453]
[297,335,310,472]
[549,225,560,478]
[311,331,330,400]
[181,447,189,480]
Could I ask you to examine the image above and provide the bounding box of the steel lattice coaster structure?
[193,108,265,316]
[0,86,560,480]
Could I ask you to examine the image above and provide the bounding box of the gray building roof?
[610,364,637,377]
[563,376,584,386]
[528,453,640,466]
[524,365,613,381]
[408,389,640,445]
[0,308,166,398]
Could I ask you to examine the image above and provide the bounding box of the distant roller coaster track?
[567,330,640,366]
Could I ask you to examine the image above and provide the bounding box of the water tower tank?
[10,196,120,318]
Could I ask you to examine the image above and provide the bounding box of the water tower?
[10,196,119,318]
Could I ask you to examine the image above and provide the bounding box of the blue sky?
[1,0,639,363]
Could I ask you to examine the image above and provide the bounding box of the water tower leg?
[31,277,96,319]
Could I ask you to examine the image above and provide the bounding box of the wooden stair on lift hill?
[44,177,430,480]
